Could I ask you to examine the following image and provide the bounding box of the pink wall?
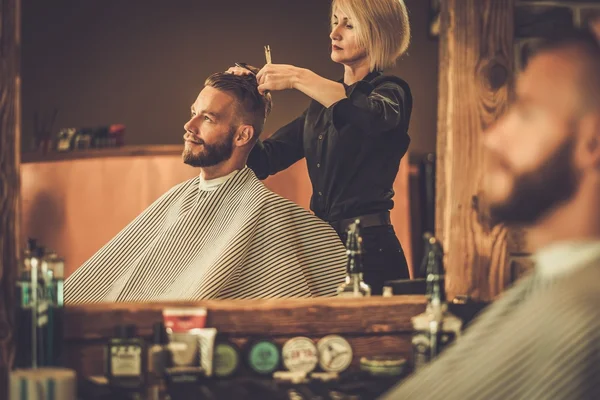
[21,155,412,278]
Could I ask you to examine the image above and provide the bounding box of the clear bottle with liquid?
[42,251,65,366]
[15,238,37,368]
[337,220,371,297]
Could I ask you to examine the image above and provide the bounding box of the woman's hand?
[256,64,303,94]
[226,63,260,76]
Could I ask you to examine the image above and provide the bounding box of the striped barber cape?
[64,167,347,303]
[382,242,600,400]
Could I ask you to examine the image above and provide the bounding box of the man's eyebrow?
[191,106,220,116]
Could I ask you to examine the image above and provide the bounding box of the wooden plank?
[0,0,21,398]
[436,0,515,301]
[64,296,427,341]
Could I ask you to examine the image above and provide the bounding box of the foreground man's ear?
[577,112,600,171]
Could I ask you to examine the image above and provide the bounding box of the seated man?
[64,72,346,303]
[383,29,600,399]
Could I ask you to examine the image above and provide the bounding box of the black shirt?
[247,71,412,222]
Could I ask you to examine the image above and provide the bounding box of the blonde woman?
[228,0,412,294]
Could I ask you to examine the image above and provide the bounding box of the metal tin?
[246,339,280,375]
[213,342,240,378]
[359,356,407,377]
[317,335,353,373]
[282,337,319,373]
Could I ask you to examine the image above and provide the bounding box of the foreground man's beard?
[488,139,580,226]
[183,128,236,167]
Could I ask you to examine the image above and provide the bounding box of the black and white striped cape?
[64,167,347,303]
[382,253,600,400]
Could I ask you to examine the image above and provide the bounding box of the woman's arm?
[256,65,411,136]
[329,79,411,135]
[256,65,347,108]
[225,64,308,179]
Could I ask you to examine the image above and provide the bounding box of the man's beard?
[183,128,235,168]
[488,138,580,226]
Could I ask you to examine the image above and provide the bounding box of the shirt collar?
[339,70,382,87]
[533,240,600,280]
[199,169,239,192]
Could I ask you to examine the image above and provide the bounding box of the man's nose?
[184,118,195,133]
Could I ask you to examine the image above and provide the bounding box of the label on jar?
[247,340,280,375]
[282,337,319,373]
[317,335,353,373]
[110,345,142,376]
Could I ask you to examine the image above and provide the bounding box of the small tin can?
[360,356,407,377]
[282,337,319,374]
[246,339,281,376]
[317,335,353,373]
[213,341,241,378]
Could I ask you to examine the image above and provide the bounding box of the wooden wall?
[436,0,515,302]
[0,0,21,398]
[20,149,413,278]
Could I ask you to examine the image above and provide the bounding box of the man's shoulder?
[556,263,600,311]
[529,264,600,329]
[242,170,330,224]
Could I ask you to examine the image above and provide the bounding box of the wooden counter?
[63,296,426,378]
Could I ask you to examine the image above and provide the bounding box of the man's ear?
[578,112,600,170]
[235,124,255,147]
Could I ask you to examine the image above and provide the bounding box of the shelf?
[21,144,183,164]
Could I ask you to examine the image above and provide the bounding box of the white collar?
[533,240,600,280]
[199,169,239,192]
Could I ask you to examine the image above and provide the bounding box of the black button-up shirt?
[247,71,412,222]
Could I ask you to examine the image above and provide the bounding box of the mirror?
[19,0,439,301]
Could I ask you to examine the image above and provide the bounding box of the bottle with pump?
[337,220,371,297]
[411,233,462,371]
[42,250,65,366]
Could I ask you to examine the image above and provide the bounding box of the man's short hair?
[204,72,272,138]
[529,27,600,109]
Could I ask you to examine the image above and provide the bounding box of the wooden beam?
[436,0,515,301]
[64,296,427,340]
[0,0,21,398]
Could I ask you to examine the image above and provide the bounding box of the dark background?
[21,0,438,154]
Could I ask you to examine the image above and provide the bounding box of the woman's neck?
[343,60,371,85]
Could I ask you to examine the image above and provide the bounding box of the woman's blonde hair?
[331,0,410,71]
